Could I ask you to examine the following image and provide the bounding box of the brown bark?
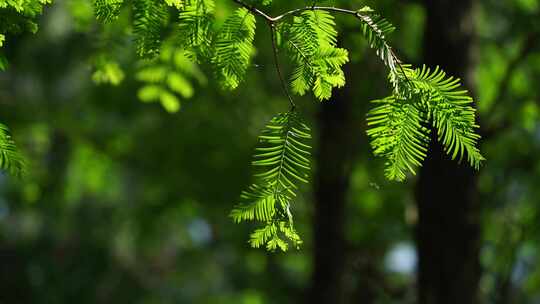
[415,1,481,304]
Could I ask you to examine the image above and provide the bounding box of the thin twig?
[231,0,358,23]
[272,6,358,22]
[269,24,296,110]
[391,50,411,84]
[231,0,274,22]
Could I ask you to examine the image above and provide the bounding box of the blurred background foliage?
[0,0,540,303]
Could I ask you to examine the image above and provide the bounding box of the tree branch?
[229,0,407,105]
[231,0,366,24]
[272,6,358,22]
[231,0,274,22]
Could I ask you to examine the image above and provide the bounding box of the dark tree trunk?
[307,66,358,304]
[415,1,481,304]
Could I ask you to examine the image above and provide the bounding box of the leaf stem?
[269,24,296,110]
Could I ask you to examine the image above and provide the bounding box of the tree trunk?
[307,66,358,304]
[415,1,481,304]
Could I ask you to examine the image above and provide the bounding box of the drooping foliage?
[0,1,484,251]
[212,7,256,89]
[356,7,397,74]
[0,124,25,176]
[367,65,484,181]
[230,111,311,251]
[367,96,430,181]
[92,0,170,58]
[93,0,124,22]
[283,10,349,100]
[132,0,168,57]
[408,66,483,168]
[177,0,215,59]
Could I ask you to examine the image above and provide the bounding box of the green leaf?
[93,0,124,22]
[357,8,396,71]
[356,7,405,92]
[0,123,25,177]
[164,0,184,8]
[212,7,256,90]
[284,11,349,100]
[230,184,276,223]
[133,0,167,58]
[367,96,430,181]
[230,111,311,251]
[159,91,181,112]
[137,84,163,101]
[167,72,193,98]
[177,0,215,59]
[407,65,484,168]
[367,64,484,181]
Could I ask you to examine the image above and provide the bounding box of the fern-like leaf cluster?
[93,0,124,22]
[177,0,215,59]
[92,0,169,58]
[367,96,429,181]
[133,0,168,57]
[213,7,256,89]
[356,7,396,73]
[230,111,311,251]
[283,11,349,100]
[410,66,484,167]
[367,65,484,181]
[0,124,25,177]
